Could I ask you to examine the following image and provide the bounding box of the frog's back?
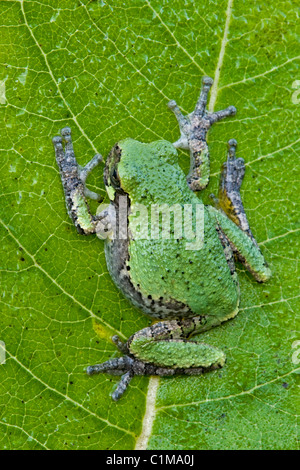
[105,139,239,320]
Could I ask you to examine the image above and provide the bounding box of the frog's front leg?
[168,76,236,191]
[87,318,226,400]
[214,139,257,244]
[53,127,110,236]
[209,140,271,282]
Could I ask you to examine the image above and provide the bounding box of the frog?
[52,76,271,400]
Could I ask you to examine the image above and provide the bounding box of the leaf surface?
[0,0,299,450]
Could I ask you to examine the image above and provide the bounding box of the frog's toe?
[61,126,72,138]
[86,355,134,376]
[52,135,64,159]
[111,371,134,401]
[52,135,62,145]
[228,138,237,152]
[112,335,130,354]
[87,355,137,400]
[222,139,246,191]
[77,152,103,201]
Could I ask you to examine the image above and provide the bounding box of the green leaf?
[0,0,299,450]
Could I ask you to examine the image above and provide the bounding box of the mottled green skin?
[116,138,239,320]
[106,138,271,367]
[129,336,226,369]
[53,113,271,390]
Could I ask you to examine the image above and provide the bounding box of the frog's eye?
[110,165,120,189]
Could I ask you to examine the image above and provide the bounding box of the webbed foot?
[86,353,222,401]
[52,127,103,234]
[87,330,225,400]
[210,139,257,244]
[168,77,236,191]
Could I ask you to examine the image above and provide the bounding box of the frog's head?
[104,138,178,201]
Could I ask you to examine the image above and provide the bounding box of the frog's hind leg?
[209,140,271,282]
[87,318,226,400]
[52,127,103,235]
[168,76,236,191]
[213,139,257,244]
[127,319,226,371]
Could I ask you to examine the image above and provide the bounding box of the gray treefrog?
[53,77,271,400]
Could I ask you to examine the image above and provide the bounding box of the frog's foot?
[220,139,245,194]
[168,78,236,150]
[86,351,224,401]
[86,356,135,401]
[210,139,256,243]
[52,127,103,234]
[53,127,103,201]
[87,323,226,400]
[168,77,236,191]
